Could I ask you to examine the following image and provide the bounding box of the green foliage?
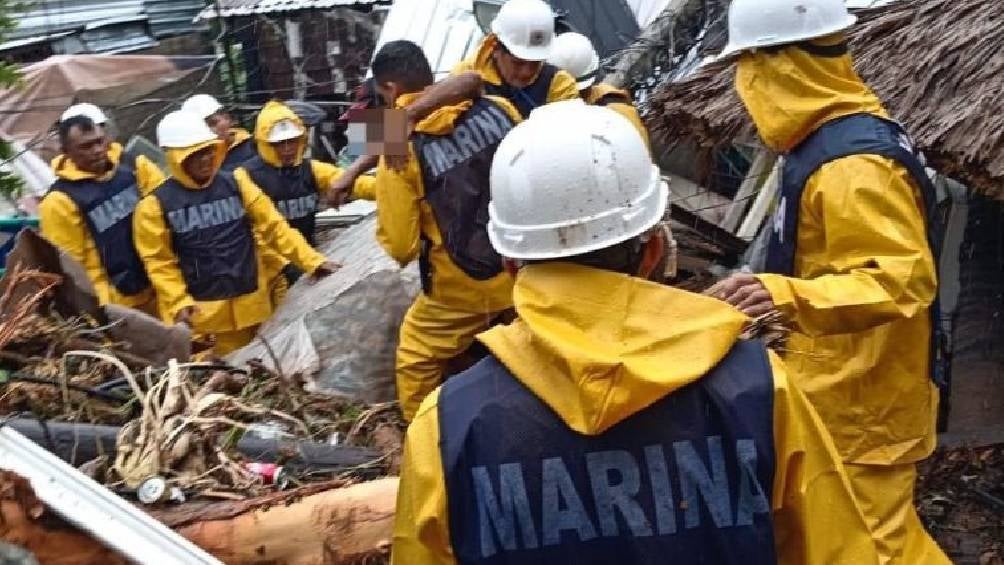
[0,0,25,201]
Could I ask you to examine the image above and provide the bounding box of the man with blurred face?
[452,0,577,118]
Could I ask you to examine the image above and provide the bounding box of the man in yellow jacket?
[182,94,258,172]
[392,100,879,565]
[546,32,649,147]
[452,0,577,118]
[133,110,338,354]
[707,1,949,563]
[237,100,376,247]
[40,114,159,312]
[50,103,166,197]
[370,40,522,421]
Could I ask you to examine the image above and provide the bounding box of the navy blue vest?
[763,113,948,388]
[439,340,777,565]
[220,138,258,173]
[48,164,151,296]
[154,173,258,301]
[410,98,515,290]
[242,156,319,246]
[483,64,558,119]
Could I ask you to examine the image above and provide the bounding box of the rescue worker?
[51,103,166,192]
[133,110,338,354]
[546,31,650,146]
[40,115,156,312]
[452,0,578,118]
[237,100,376,247]
[706,1,949,563]
[392,100,880,565]
[370,40,523,421]
[181,94,257,172]
[236,100,376,295]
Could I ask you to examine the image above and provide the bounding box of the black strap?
[762,40,849,58]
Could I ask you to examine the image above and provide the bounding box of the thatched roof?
[647,0,1004,196]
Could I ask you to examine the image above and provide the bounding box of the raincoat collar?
[253,101,307,168]
[228,127,252,151]
[53,141,125,182]
[478,262,749,435]
[735,34,888,153]
[165,139,227,189]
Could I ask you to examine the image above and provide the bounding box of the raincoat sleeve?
[547,69,580,103]
[134,155,167,196]
[769,352,880,564]
[756,157,937,337]
[309,160,376,201]
[231,167,291,276]
[391,388,457,565]
[39,192,113,302]
[235,173,326,274]
[607,103,650,149]
[375,146,422,266]
[133,195,196,321]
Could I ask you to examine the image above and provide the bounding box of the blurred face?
[271,138,300,166]
[492,44,543,88]
[182,146,218,185]
[205,111,235,142]
[64,124,110,175]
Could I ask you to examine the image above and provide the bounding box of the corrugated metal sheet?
[195,0,388,21]
[374,0,483,77]
[144,0,207,37]
[624,0,671,29]
[9,0,149,40]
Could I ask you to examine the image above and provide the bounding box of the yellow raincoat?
[735,36,947,564]
[132,138,326,354]
[376,92,521,421]
[235,101,376,304]
[452,35,578,105]
[392,263,880,565]
[41,144,165,310]
[583,83,650,148]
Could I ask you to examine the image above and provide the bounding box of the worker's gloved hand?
[282,263,304,285]
[704,273,775,318]
[310,261,342,282]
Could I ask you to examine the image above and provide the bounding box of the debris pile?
[918,444,1004,564]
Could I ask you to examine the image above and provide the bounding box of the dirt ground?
[918,444,1004,564]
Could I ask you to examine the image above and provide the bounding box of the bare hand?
[174,305,199,327]
[325,176,353,209]
[310,261,342,281]
[704,273,775,317]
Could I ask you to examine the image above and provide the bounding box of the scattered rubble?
[918,444,1004,564]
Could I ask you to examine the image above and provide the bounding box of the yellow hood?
[229,127,252,150]
[478,263,749,435]
[735,34,887,152]
[165,139,227,189]
[253,100,306,167]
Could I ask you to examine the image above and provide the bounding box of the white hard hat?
[547,32,599,89]
[61,103,107,125]
[490,0,555,62]
[719,0,857,58]
[488,100,668,260]
[267,119,305,143]
[180,94,224,120]
[157,110,219,149]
